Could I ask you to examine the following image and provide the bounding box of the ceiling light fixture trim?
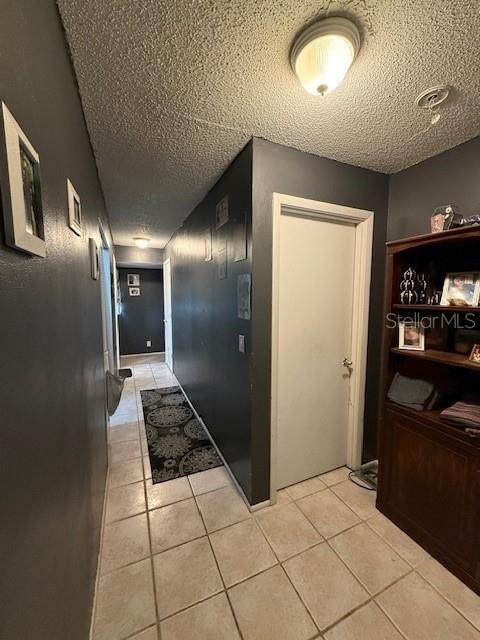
[290,17,361,96]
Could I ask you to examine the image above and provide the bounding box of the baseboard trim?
[89,457,109,640]
[121,351,165,357]
[176,380,265,512]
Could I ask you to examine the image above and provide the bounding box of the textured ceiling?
[58,0,480,248]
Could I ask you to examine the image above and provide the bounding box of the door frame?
[270,193,374,501]
[98,220,117,373]
[163,257,173,371]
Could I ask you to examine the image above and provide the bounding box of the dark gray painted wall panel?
[114,244,164,268]
[0,2,110,638]
[388,136,480,240]
[165,142,253,500]
[251,139,390,501]
[118,267,165,355]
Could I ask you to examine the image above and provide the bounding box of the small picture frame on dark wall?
[215,195,229,229]
[398,321,425,351]
[216,233,227,279]
[234,211,248,262]
[204,228,212,261]
[129,287,140,296]
[0,102,46,257]
[67,179,82,236]
[237,273,251,320]
[128,273,140,286]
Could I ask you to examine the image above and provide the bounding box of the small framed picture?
[129,287,140,296]
[399,321,425,351]
[441,272,480,307]
[128,273,140,286]
[67,179,82,236]
[215,195,229,229]
[204,228,212,261]
[0,102,46,256]
[89,238,99,280]
[469,344,480,365]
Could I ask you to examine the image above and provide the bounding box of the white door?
[163,258,173,371]
[276,212,356,488]
[99,242,115,373]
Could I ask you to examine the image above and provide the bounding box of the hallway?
[94,356,480,640]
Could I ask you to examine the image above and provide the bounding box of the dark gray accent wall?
[388,137,480,241]
[251,138,390,501]
[118,267,165,355]
[165,142,253,501]
[114,244,164,268]
[0,2,110,639]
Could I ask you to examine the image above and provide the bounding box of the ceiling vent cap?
[415,85,451,110]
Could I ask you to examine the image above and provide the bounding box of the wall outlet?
[238,334,245,354]
[146,340,152,347]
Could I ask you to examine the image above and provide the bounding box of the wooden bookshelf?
[378,225,480,595]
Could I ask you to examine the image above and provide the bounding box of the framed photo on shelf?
[469,344,480,365]
[440,272,480,307]
[0,102,46,257]
[398,321,425,351]
[67,179,82,236]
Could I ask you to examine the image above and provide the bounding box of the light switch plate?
[146,340,151,347]
[238,334,245,353]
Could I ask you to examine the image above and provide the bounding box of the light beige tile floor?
[91,355,480,640]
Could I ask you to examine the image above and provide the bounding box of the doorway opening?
[270,194,374,501]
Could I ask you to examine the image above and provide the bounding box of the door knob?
[342,358,353,368]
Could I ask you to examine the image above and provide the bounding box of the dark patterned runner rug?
[141,386,222,484]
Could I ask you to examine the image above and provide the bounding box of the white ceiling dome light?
[291,17,361,96]
[133,237,150,249]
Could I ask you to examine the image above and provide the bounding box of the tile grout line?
[137,365,163,640]
[403,570,480,634]
[191,488,246,640]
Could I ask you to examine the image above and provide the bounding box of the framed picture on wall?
[216,233,227,279]
[0,102,46,257]
[234,211,247,262]
[215,195,229,229]
[67,179,82,236]
[237,273,251,319]
[129,287,140,296]
[204,228,212,261]
[128,273,140,286]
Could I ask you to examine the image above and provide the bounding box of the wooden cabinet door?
[380,408,479,575]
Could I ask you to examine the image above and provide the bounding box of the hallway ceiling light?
[290,17,361,96]
[133,237,150,249]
